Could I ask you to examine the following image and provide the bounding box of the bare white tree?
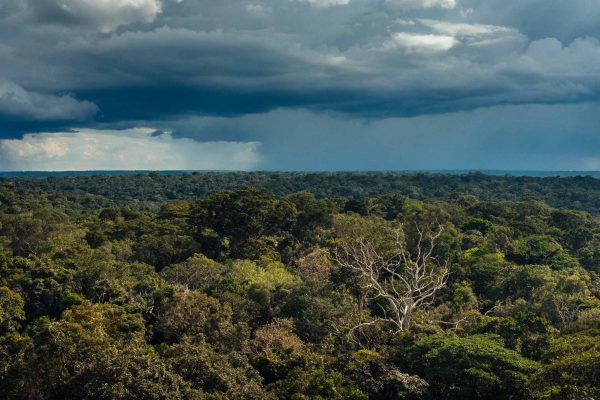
[334,223,449,333]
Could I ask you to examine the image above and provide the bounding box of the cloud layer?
[1,0,600,123]
[0,128,261,171]
[0,0,599,170]
[162,103,600,171]
[14,0,163,32]
[0,79,98,121]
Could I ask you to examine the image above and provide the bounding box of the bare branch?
[334,221,449,334]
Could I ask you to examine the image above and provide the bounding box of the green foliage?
[405,334,539,400]
[462,218,493,235]
[576,236,600,272]
[155,290,236,346]
[510,235,579,269]
[531,329,600,399]
[452,281,478,311]
[250,319,312,385]
[190,187,298,259]
[332,214,399,258]
[0,286,25,333]
[273,364,368,400]
[0,175,599,399]
[230,259,301,290]
[163,341,269,399]
[5,303,194,399]
[160,253,224,291]
[342,350,429,399]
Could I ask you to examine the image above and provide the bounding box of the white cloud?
[386,0,456,10]
[389,19,524,55]
[384,32,458,52]
[53,0,162,32]
[246,4,271,16]
[299,0,351,7]
[520,37,600,76]
[0,79,98,120]
[388,19,519,54]
[422,0,455,8]
[0,128,261,171]
[417,19,512,37]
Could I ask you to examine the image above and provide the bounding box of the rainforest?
[0,172,598,399]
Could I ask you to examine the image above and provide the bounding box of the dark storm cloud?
[156,103,600,171]
[1,0,600,171]
[0,79,98,123]
[1,0,600,127]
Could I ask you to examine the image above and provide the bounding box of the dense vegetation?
[0,173,599,399]
[2,171,600,214]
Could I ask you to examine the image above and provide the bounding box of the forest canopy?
[2,171,599,214]
[0,172,599,399]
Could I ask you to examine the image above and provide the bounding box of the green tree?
[17,303,191,400]
[531,329,600,399]
[155,290,237,347]
[0,287,25,334]
[342,349,428,400]
[190,187,298,259]
[405,334,539,400]
[163,341,269,399]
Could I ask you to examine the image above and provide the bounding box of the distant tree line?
[2,171,599,214]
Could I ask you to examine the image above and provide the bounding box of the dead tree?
[334,223,449,333]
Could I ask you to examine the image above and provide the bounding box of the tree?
[342,349,428,400]
[296,247,334,286]
[334,221,449,333]
[163,341,269,399]
[250,318,310,385]
[273,368,368,400]
[576,236,600,273]
[160,253,224,291]
[189,187,297,259]
[15,303,191,400]
[131,233,197,271]
[531,329,600,399]
[285,192,336,242]
[0,287,25,334]
[405,334,539,400]
[462,217,493,235]
[155,290,238,348]
[509,235,578,269]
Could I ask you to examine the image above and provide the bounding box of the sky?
[0,0,599,171]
